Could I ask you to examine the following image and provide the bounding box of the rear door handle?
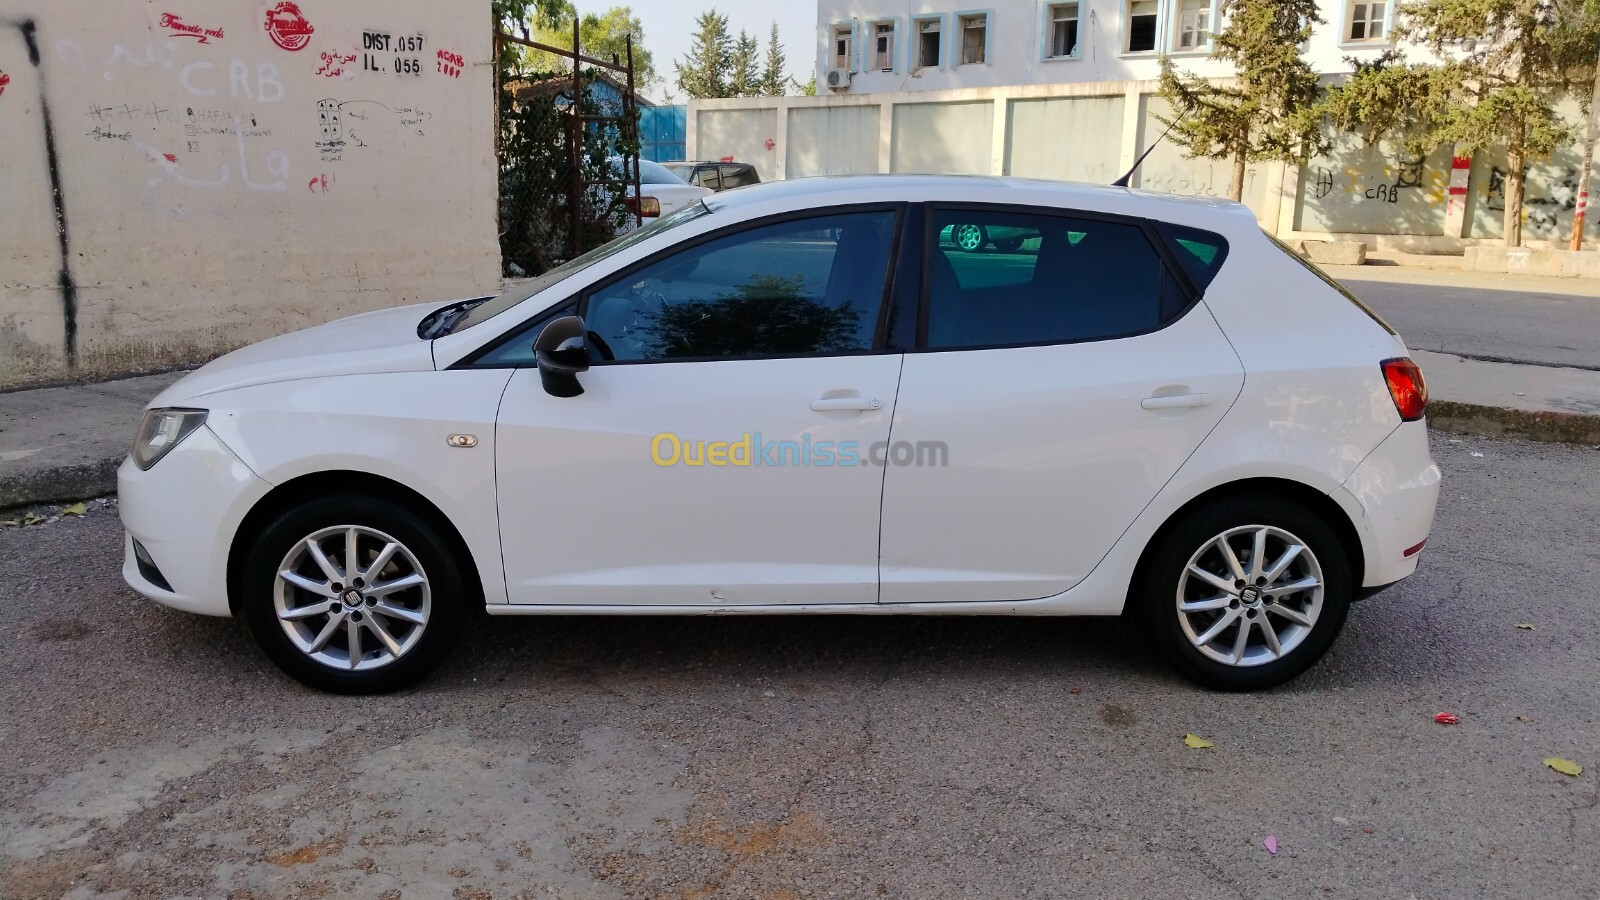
[1141,393,1213,410]
[811,397,881,412]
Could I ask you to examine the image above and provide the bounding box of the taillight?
[1381,358,1427,422]
[625,195,661,217]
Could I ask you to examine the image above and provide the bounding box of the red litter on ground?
[1263,835,1278,855]
[1435,712,1460,725]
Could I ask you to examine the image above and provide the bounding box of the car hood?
[149,301,453,405]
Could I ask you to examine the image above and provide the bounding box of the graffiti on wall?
[1308,155,1435,205]
[159,13,224,44]
[361,31,426,76]
[1485,165,1582,233]
[264,3,315,52]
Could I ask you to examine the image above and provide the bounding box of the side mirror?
[534,315,590,397]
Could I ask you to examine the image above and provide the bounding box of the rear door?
[878,205,1243,604]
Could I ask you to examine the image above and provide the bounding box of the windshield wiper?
[418,297,490,339]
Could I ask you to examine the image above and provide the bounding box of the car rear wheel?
[994,236,1025,252]
[952,223,987,252]
[240,494,468,694]
[1133,495,1352,691]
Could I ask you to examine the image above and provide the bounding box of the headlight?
[130,408,208,470]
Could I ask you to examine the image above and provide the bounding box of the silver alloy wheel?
[954,223,985,252]
[1175,524,1324,667]
[273,525,431,671]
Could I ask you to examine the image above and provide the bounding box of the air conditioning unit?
[826,68,851,91]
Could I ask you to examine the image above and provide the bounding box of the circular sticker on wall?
[264,2,315,51]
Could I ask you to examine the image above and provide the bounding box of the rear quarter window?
[1156,222,1230,291]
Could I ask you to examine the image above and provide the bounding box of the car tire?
[239,493,469,694]
[953,223,988,252]
[1132,494,1353,691]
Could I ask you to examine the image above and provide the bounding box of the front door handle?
[1141,393,1213,410]
[811,397,882,412]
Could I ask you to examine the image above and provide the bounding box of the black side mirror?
[534,315,590,397]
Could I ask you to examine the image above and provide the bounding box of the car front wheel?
[952,223,987,252]
[1134,495,1353,691]
[240,494,468,694]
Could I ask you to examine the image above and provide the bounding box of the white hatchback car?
[120,176,1440,694]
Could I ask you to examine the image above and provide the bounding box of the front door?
[496,207,903,606]
[879,205,1244,604]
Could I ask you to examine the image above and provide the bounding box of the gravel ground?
[2,433,1597,899]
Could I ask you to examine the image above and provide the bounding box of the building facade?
[815,1,1411,92]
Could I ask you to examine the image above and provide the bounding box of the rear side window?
[1263,231,1397,334]
[1156,222,1230,291]
[923,208,1187,349]
[721,165,759,188]
[692,167,722,190]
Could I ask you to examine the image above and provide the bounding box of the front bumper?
[119,424,273,616]
[1334,421,1442,588]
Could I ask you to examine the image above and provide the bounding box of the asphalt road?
[1331,269,1600,371]
[3,432,1597,899]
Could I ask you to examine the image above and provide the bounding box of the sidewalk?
[3,352,1597,509]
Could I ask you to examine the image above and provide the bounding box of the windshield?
[443,202,711,335]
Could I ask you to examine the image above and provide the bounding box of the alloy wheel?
[272,525,431,671]
[953,224,985,252]
[1174,524,1324,667]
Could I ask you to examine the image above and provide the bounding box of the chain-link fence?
[496,31,641,278]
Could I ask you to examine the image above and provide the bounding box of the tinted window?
[720,165,759,188]
[692,166,722,190]
[584,211,897,361]
[924,209,1178,349]
[663,163,694,181]
[1156,221,1229,290]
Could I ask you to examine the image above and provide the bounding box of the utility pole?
[1569,47,1600,251]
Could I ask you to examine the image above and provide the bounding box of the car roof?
[699,174,1257,231]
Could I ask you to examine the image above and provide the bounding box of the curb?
[3,401,1596,511]
[1428,401,1600,446]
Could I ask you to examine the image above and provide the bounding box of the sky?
[571,1,817,102]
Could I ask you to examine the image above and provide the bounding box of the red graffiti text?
[0,71,9,97]
[160,13,225,43]
[264,2,315,52]
[436,49,464,78]
[316,50,358,78]
[307,173,335,193]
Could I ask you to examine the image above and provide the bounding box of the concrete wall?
[1,2,499,388]
[689,80,1597,253]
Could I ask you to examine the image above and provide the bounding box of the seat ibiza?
[120,176,1440,693]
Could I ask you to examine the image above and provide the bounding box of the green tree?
[793,73,817,96]
[524,6,657,90]
[493,0,573,76]
[1157,0,1328,201]
[1317,51,1456,157]
[675,10,733,99]
[1392,0,1600,246]
[729,29,760,97]
[761,22,787,96]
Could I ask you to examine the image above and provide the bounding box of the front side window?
[874,22,896,71]
[446,203,710,336]
[1127,0,1160,52]
[692,166,721,190]
[833,27,853,70]
[1049,3,1080,58]
[960,14,987,65]
[924,208,1183,349]
[584,210,897,362]
[1175,0,1212,50]
[1348,2,1387,41]
[916,17,942,70]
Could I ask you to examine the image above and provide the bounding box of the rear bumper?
[1334,421,1441,588]
[118,425,272,617]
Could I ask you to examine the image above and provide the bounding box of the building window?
[1347,2,1387,41]
[1126,0,1160,52]
[915,17,942,71]
[1048,3,1080,58]
[873,22,896,71]
[960,14,987,65]
[832,26,853,71]
[1174,0,1212,50]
